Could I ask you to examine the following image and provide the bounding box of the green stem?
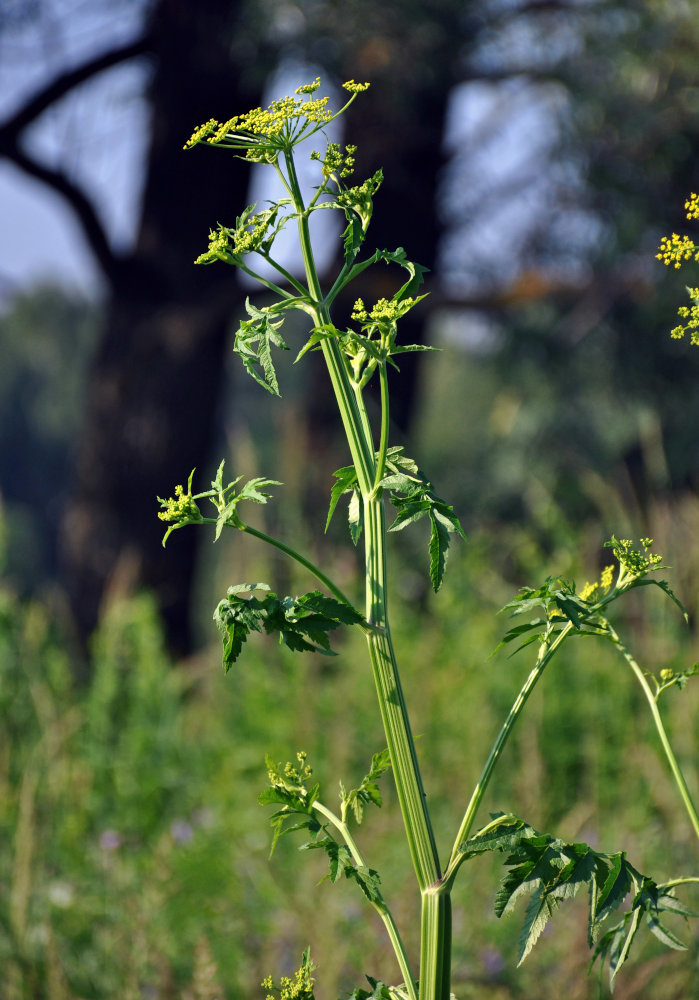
[419,889,451,1000]
[364,498,441,890]
[353,380,376,466]
[446,622,574,878]
[661,876,699,889]
[229,259,297,300]
[240,524,358,611]
[373,363,391,492]
[312,801,418,1000]
[188,517,360,614]
[284,150,375,491]
[258,252,310,296]
[286,144,446,998]
[607,624,699,845]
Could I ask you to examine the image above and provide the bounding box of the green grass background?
[1,508,697,999]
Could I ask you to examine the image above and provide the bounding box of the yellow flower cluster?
[195,210,278,264]
[656,232,699,269]
[578,580,598,602]
[267,751,313,793]
[352,295,417,327]
[295,78,321,95]
[685,192,699,220]
[579,564,615,603]
[342,80,370,93]
[261,962,315,1000]
[671,289,699,345]
[612,537,662,577]
[310,142,357,178]
[157,484,200,523]
[184,79,341,151]
[194,227,230,265]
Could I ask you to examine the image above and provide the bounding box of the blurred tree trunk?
[57,0,272,664]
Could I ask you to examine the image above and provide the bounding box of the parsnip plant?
[158,79,698,998]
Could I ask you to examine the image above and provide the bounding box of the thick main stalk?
[286,149,448,999]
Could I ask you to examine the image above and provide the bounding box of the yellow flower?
[685,192,699,220]
[342,80,370,93]
[157,483,200,523]
[656,232,698,269]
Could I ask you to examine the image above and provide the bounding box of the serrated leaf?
[234,299,289,395]
[348,487,363,545]
[646,914,687,951]
[609,907,641,988]
[387,500,432,531]
[345,865,383,905]
[342,215,365,265]
[326,464,358,532]
[295,591,364,626]
[492,619,545,655]
[391,343,439,355]
[517,887,559,965]
[429,509,450,592]
[628,577,689,622]
[378,473,420,493]
[213,586,362,668]
[458,815,530,861]
[368,748,391,779]
[374,247,429,301]
[295,324,336,363]
[458,811,696,985]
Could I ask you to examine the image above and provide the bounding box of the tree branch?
[6,143,120,283]
[0,35,153,140]
[0,33,153,284]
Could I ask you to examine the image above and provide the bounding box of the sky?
[0,0,150,305]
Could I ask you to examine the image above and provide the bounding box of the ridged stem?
[447,622,573,877]
[287,148,447,999]
[313,800,418,1000]
[607,624,699,845]
[419,889,452,1000]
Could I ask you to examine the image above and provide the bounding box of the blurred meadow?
[1,1,699,998]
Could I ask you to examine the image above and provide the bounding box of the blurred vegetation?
[0,288,99,593]
[0,490,697,998]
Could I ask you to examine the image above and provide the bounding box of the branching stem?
[312,800,418,1000]
[607,623,699,845]
[446,621,573,878]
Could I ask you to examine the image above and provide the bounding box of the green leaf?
[295,324,336,363]
[340,748,391,825]
[518,887,559,964]
[374,246,429,301]
[326,464,358,531]
[345,864,383,905]
[429,509,450,592]
[234,298,289,395]
[457,812,696,985]
[213,586,364,669]
[348,487,363,546]
[342,214,366,266]
[627,577,689,622]
[388,499,432,531]
[646,914,688,951]
[300,836,352,884]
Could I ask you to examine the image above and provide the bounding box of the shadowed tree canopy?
[2,0,697,664]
